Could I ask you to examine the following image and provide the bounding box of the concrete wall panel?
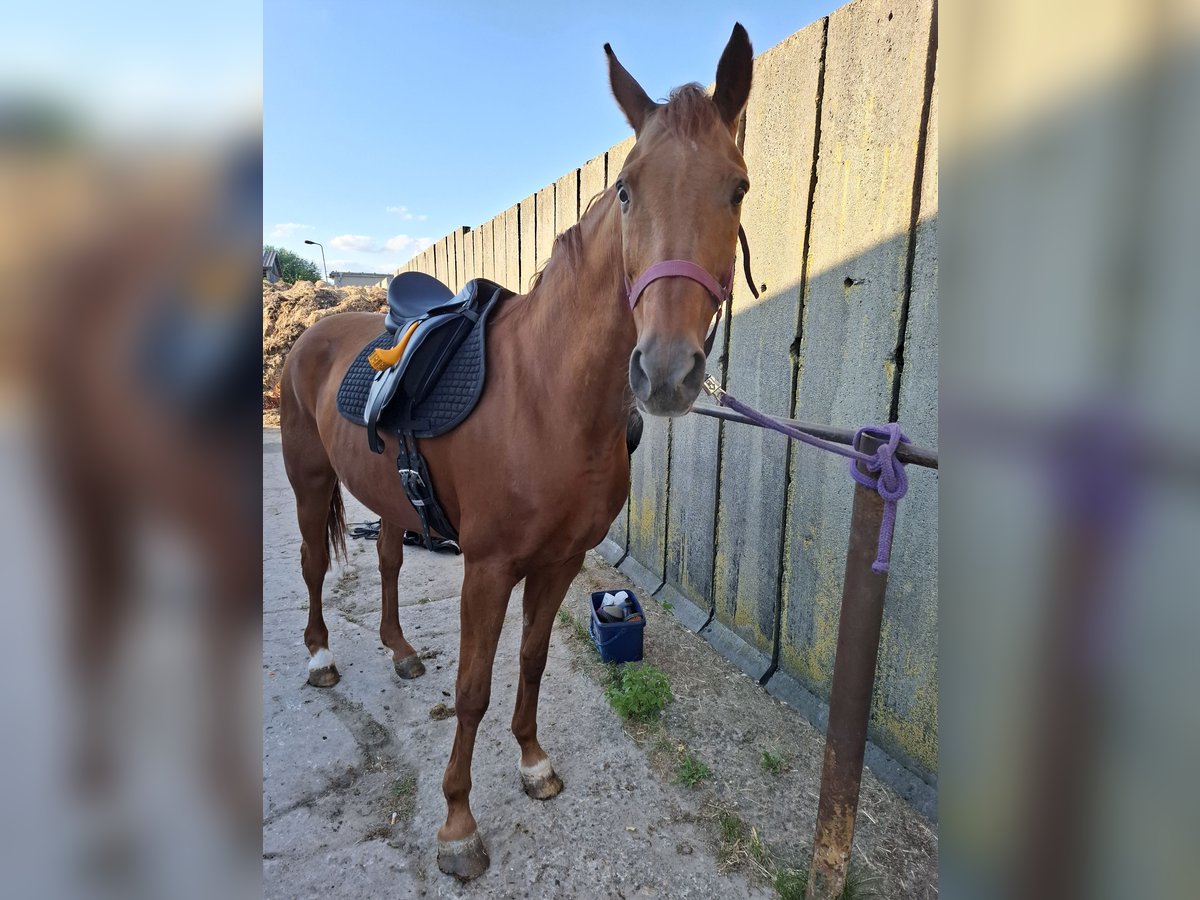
[779,0,935,773]
[580,152,606,215]
[535,185,556,279]
[555,169,579,235]
[712,19,826,656]
[519,195,537,293]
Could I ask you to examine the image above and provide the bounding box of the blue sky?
[265,0,838,277]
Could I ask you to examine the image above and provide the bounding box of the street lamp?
[304,239,327,282]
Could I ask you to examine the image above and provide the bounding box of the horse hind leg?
[378,520,425,680]
[283,434,347,688]
[297,476,346,687]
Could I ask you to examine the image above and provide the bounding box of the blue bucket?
[588,590,645,663]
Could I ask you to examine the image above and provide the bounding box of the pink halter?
[620,227,761,357]
[624,259,732,356]
[624,259,733,311]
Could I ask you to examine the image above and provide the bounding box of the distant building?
[262,249,282,283]
[330,271,392,288]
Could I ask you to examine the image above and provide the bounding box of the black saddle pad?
[335,298,496,440]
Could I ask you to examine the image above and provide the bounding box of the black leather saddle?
[336,274,511,453]
[335,273,512,550]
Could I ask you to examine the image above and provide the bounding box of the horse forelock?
[657,83,725,138]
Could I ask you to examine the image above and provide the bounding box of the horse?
[279,24,754,879]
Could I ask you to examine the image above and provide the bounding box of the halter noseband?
[625,259,732,312]
[622,225,761,357]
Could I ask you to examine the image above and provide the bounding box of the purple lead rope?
[702,376,910,573]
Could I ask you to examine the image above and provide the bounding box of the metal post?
[807,431,891,900]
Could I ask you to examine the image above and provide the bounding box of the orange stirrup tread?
[368,320,421,371]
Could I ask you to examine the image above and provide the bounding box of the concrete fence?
[399,0,938,809]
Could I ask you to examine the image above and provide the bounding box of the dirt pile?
[262,279,387,419]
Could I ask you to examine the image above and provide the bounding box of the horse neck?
[512,194,635,427]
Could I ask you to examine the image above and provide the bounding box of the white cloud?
[386,205,425,222]
[383,234,434,256]
[270,222,312,239]
[329,234,376,252]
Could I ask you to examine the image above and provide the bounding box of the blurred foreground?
[941,1,1200,898]
[0,6,261,899]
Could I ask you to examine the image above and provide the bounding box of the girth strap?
[395,431,459,550]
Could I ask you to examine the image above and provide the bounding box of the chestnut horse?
[280,25,754,879]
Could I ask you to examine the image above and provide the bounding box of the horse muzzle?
[628,336,707,417]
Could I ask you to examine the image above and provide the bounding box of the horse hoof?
[307,649,339,687]
[306,665,339,688]
[394,655,426,680]
[520,760,564,800]
[437,832,490,880]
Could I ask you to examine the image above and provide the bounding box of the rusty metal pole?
[807,431,891,900]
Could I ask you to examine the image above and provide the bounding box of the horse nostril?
[628,349,651,401]
[682,350,707,395]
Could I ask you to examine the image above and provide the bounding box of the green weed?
[673,752,712,787]
[603,663,672,722]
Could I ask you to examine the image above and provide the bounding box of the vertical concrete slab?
[780,0,935,737]
[437,235,452,285]
[665,309,731,608]
[872,49,938,776]
[462,227,478,286]
[491,212,507,288]
[519,195,537,293]
[607,135,635,181]
[579,152,606,215]
[452,228,463,291]
[476,220,492,282]
[626,412,669,587]
[535,184,556,278]
[555,169,579,235]
[503,203,520,293]
[711,20,826,658]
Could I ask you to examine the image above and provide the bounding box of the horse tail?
[327,481,348,565]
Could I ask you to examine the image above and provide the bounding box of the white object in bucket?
[600,591,630,621]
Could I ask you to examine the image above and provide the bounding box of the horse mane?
[529,225,585,292]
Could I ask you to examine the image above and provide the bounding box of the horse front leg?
[511,552,585,800]
[377,520,425,680]
[436,559,517,880]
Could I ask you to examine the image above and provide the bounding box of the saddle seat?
[384,270,457,333]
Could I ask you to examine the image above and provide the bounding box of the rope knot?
[849,423,911,574]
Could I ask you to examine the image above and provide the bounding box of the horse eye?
[617,186,630,206]
[732,184,747,206]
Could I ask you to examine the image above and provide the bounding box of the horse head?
[606,23,753,416]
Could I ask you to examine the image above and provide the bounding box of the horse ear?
[605,43,657,136]
[713,23,753,132]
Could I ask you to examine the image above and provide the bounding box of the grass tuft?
[760,749,788,775]
[673,752,712,787]
[603,663,672,722]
